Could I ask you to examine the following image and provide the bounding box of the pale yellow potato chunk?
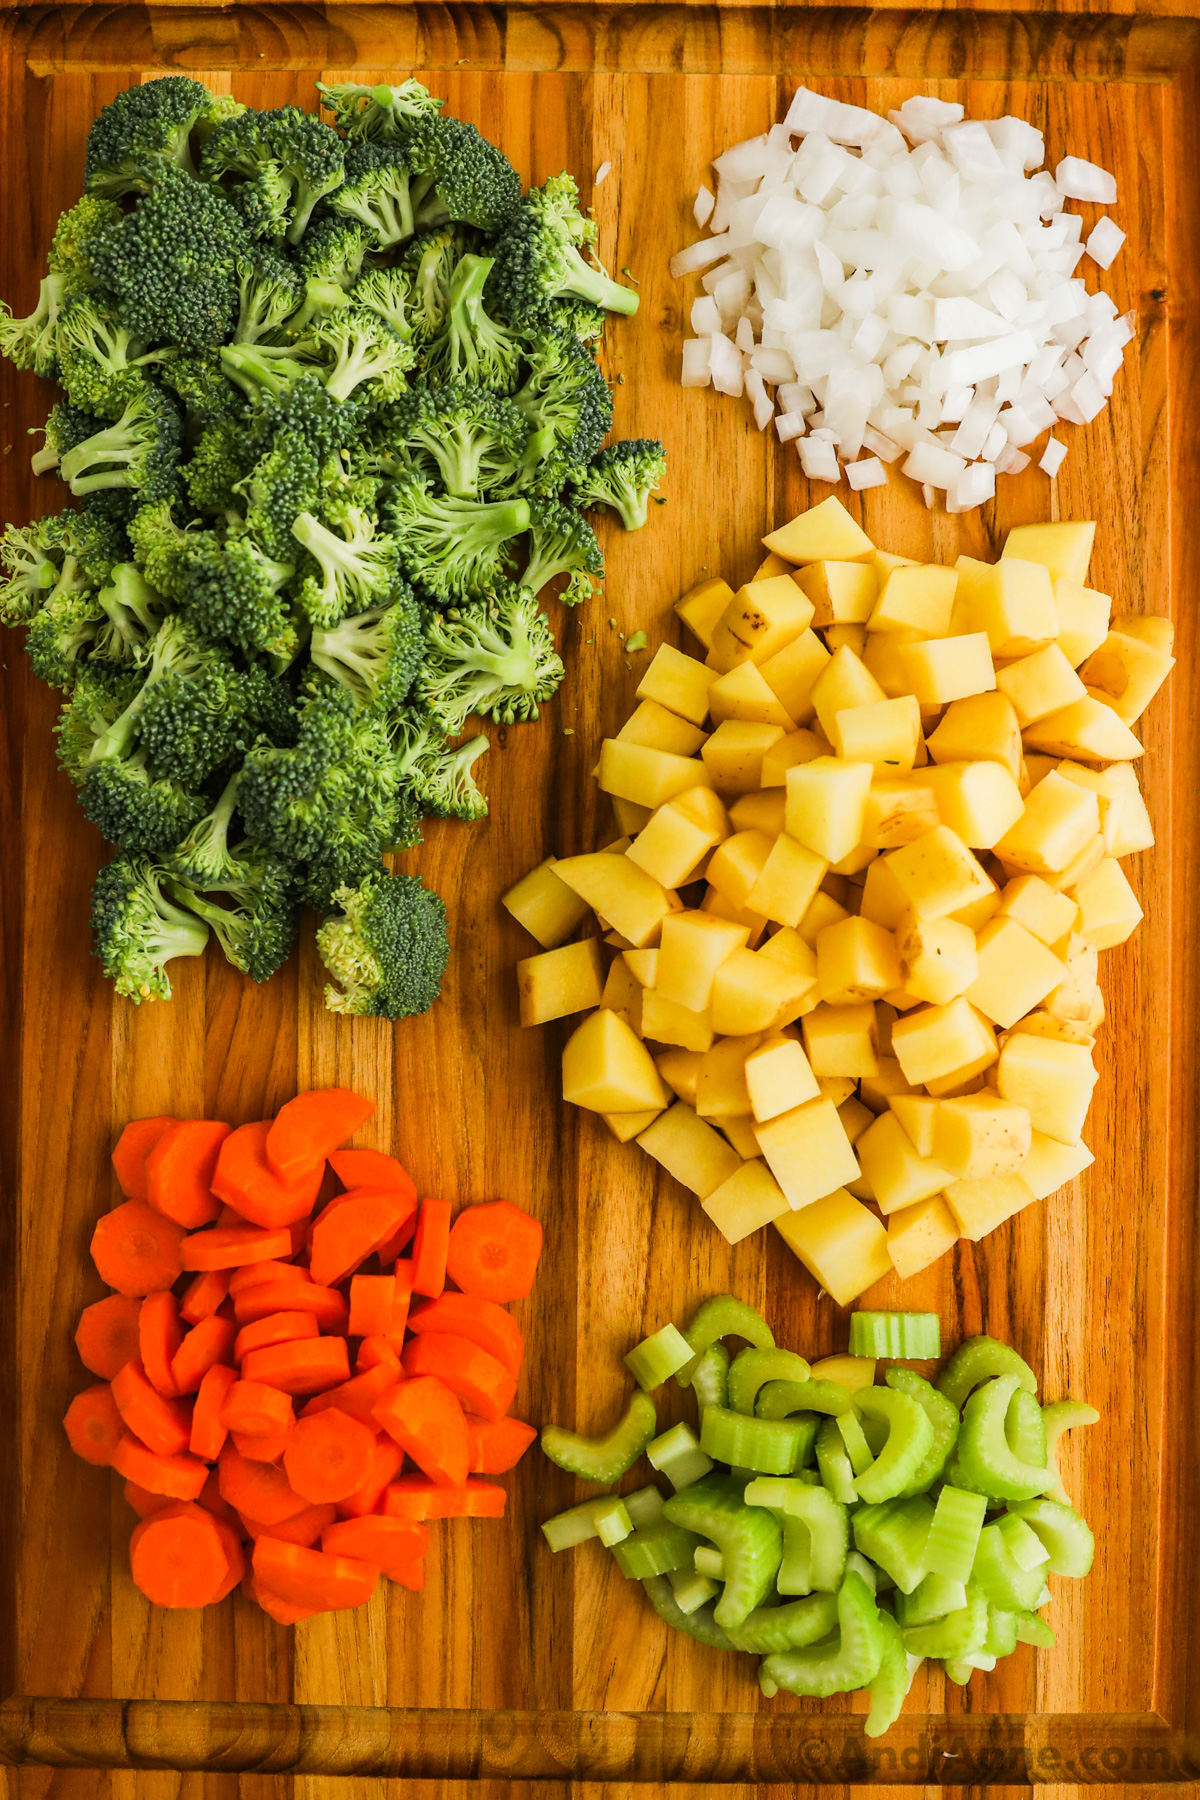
[597,739,713,809]
[1021,697,1143,761]
[995,875,1078,946]
[627,802,721,890]
[862,626,924,699]
[756,1098,861,1211]
[729,789,787,836]
[995,1033,1098,1144]
[887,1194,960,1279]
[702,1159,791,1244]
[994,771,1100,878]
[1080,629,1175,726]
[966,917,1068,1030]
[837,1096,875,1146]
[637,1100,741,1197]
[617,699,708,757]
[763,495,874,564]
[856,1110,953,1215]
[745,832,826,929]
[956,556,1058,657]
[926,691,1022,782]
[675,576,735,651]
[745,1036,821,1123]
[910,761,1024,849]
[811,646,887,744]
[703,887,770,946]
[1111,613,1174,653]
[892,995,998,1087]
[554,852,673,949]
[786,757,873,862]
[518,937,605,1026]
[708,659,798,729]
[833,695,922,771]
[900,633,996,706]
[623,948,658,986]
[562,1008,671,1113]
[712,946,812,1037]
[656,911,748,1011]
[696,1034,762,1119]
[859,857,910,931]
[702,719,786,794]
[611,797,653,836]
[816,916,901,1004]
[720,1115,761,1159]
[774,1188,891,1304]
[708,829,776,910]
[802,1000,880,1078]
[885,825,994,919]
[1002,521,1096,587]
[996,644,1087,727]
[889,1094,941,1159]
[795,560,879,626]
[761,728,826,787]
[641,988,715,1052]
[932,1092,1031,1178]
[858,1056,920,1113]
[755,552,794,580]
[1072,858,1143,949]
[502,857,591,948]
[655,1047,704,1106]
[601,957,643,1036]
[636,644,718,726]
[868,564,958,636]
[1020,1130,1095,1200]
[604,1108,665,1143]
[862,780,940,851]
[709,575,814,672]
[1053,578,1111,667]
[798,890,851,948]
[896,911,979,1006]
[758,630,832,724]
[943,1174,1035,1241]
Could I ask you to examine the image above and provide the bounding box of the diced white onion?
[846,456,887,490]
[693,185,715,228]
[775,410,807,442]
[680,337,712,388]
[1054,156,1117,205]
[1039,436,1067,476]
[798,435,840,480]
[1086,217,1126,271]
[709,332,744,396]
[594,161,612,187]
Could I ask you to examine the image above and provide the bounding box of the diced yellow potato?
[623,948,658,986]
[1100,762,1154,856]
[707,829,776,911]
[833,695,922,771]
[755,1097,862,1211]
[1043,834,1105,895]
[755,552,794,580]
[597,739,713,810]
[774,1188,891,1304]
[703,886,770,946]
[761,728,826,787]
[965,917,1067,1029]
[696,1034,762,1119]
[674,784,731,841]
[600,957,643,1034]
[636,644,718,726]
[862,780,941,850]
[611,796,654,836]
[641,988,715,1052]
[859,857,909,931]
[518,937,605,1026]
[1001,1011,1094,1049]
[825,625,868,655]
[708,659,797,729]
[702,720,786,795]
[887,1194,960,1279]
[817,1076,858,1107]
[618,698,708,757]
[949,888,1002,932]
[862,625,924,699]
[627,802,721,889]
[786,757,873,862]
[995,1033,1098,1144]
[743,832,827,930]
[1021,697,1143,762]
[554,852,672,949]
[896,912,978,1006]
[712,944,811,1036]
[1043,935,1100,1024]
[1053,578,1111,667]
[764,496,874,565]
[758,630,832,724]
[1020,1130,1094,1200]
[996,875,1078,946]
[885,825,994,920]
[909,761,1024,850]
[932,1093,1031,1178]
[956,556,1058,657]
[1051,761,1125,853]
[892,995,998,1086]
[811,645,887,745]
[1112,612,1174,654]
[729,790,787,836]
[604,1108,664,1143]
[676,576,735,651]
[502,857,592,949]
[1003,521,1096,587]
[859,1056,920,1112]
[900,634,996,706]
[721,1115,763,1160]
[802,1000,880,1078]
[1080,629,1175,726]
[798,890,851,949]
[830,844,878,878]
[925,692,1022,783]
[562,1008,670,1113]
[856,1110,951,1215]
[1071,858,1143,949]
[1022,754,1059,792]
[816,916,901,1004]
[869,564,959,636]
[745,1035,821,1123]
[943,1174,1035,1241]
[656,1046,704,1105]
[994,771,1099,877]
[637,1100,741,1197]
[795,560,879,626]
[889,1094,940,1159]
[656,910,748,1012]
[996,644,1087,728]
[837,1096,875,1146]
[709,575,815,672]
[703,1159,791,1243]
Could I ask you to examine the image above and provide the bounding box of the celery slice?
[1014,1608,1056,1648]
[758,1570,886,1698]
[816,1416,858,1505]
[541,1496,633,1551]
[895,1572,968,1626]
[937,1335,1037,1410]
[970,1520,1046,1611]
[744,1478,849,1594]
[852,1496,934,1594]
[1005,1387,1047,1467]
[886,1367,959,1495]
[849,1311,940,1360]
[676,1295,774,1387]
[845,1550,878,1590]
[958,1375,1053,1502]
[922,1485,987,1584]
[943,1649,996,1682]
[725,1591,839,1653]
[611,1519,701,1579]
[541,1389,658,1484]
[1007,1497,1095,1577]
[663,1473,783,1627]
[836,1410,875,1476]
[689,1343,730,1416]
[647,1421,713,1491]
[1041,1399,1099,1505]
[758,1377,853,1419]
[668,1566,720,1614]
[865,1608,909,1738]
[727,1346,811,1415]
[623,1484,666,1528]
[641,1574,735,1650]
[694,1544,725,1580]
[997,1510,1051,1571]
[854,1388,936,1504]
[984,1605,1018,1657]
[626,1322,693,1392]
[700,1405,809,1475]
[900,1583,988,1659]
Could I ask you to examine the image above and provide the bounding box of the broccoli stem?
[561,245,640,316]
[59,416,143,488]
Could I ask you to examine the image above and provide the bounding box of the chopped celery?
[694,1544,725,1579]
[970,1520,1046,1611]
[940,1450,989,1498]
[816,1416,858,1505]
[958,1375,1053,1502]
[689,1343,730,1416]
[1005,1386,1047,1467]
[997,1510,1051,1571]
[641,1575,734,1650]
[623,1484,666,1528]
[611,1519,701,1579]
[849,1311,940,1360]
[886,1367,959,1495]
[1041,1399,1099,1505]
[845,1550,878,1590]
[922,1485,987,1584]
[937,1335,1037,1410]
[836,1410,874,1476]
[744,1477,849,1594]
[943,1650,995,1682]
[700,1404,809,1475]
[626,1322,693,1392]
[900,1584,988,1659]
[852,1496,934,1594]
[668,1566,720,1613]
[663,1473,783,1628]
[677,1295,774,1387]
[758,1377,852,1419]
[1007,1497,1094,1577]
[727,1346,811,1415]
[758,1570,886,1698]
[541,1496,633,1551]
[1014,1608,1056,1648]
[895,1572,968,1626]
[985,1605,1018,1658]
[854,1388,935,1504]
[865,1608,909,1738]
[647,1421,713,1491]
[725,1592,839,1653]
[541,1389,658,1483]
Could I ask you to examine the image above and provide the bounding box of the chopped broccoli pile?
[2,73,662,1019]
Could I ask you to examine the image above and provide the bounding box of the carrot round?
[355,1337,402,1377]
[299,1362,396,1429]
[130,1501,233,1608]
[388,1555,425,1593]
[171,1316,237,1396]
[63,1383,125,1466]
[465,1415,537,1474]
[232,1427,291,1464]
[373,1374,468,1487]
[266,1089,375,1184]
[250,1578,318,1624]
[241,1337,350,1396]
[145,1120,230,1228]
[444,1200,542,1303]
[329,1148,415,1202]
[252,1536,379,1612]
[321,1516,429,1568]
[309,1188,414,1289]
[233,1282,348,1334]
[284,1409,376,1503]
[228,1259,306,1296]
[348,1274,395,1339]
[233,1312,319,1364]
[401,1334,517,1424]
[217,1445,308,1526]
[213,1121,324,1230]
[410,1197,452,1300]
[391,1261,415,1338]
[239,1501,337,1547]
[335,1437,403,1519]
[381,1474,507,1520]
[111,1359,192,1457]
[75,1294,142,1380]
[222,1380,294,1439]
[112,1434,208,1500]
[112,1116,177,1201]
[91,1201,186,1298]
[197,1470,242,1533]
[139,1291,185,1398]
[181,1223,293,1272]
[209,1514,248,1602]
[408,1293,523,1377]
[190,1363,237,1461]
[124,1479,170,1520]
[180,1269,231,1325]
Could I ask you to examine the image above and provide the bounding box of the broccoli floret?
[285,275,352,343]
[167,850,299,982]
[56,384,183,503]
[402,115,522,236]
[160,350,245,428]
[181,532,297,657]
[81,748,209,854]
[570,437,667,530]
[90,851,211,1001]
[346,268,412,344]
[47,195,123,285]
[232,375,364,559]
[168,770,247,885]
[185,419,257,515]
[0,272,76,378]
[290,501,398,626]
[61,498,133,584]
[312,306,414,404]
[402,227,469,340]
[548,298,607,342]
[233,249,306,344]
[56,660,143,782]
[84,76,238,197]
[0,515,72,624]
[421,732,489,821]
[24,566,105,689]
[134,661,247,784]
[31,399,98,477]
[382,384,528,499]
[200,105,346,246]
[416,585,563,732]
[522,494,604,605]
[510,326,612,482]
[91,562,166,663]
[88,610,218,763]
[423,254,520,390]
[56,295,175,420]
[87,169,249,353]
[329,143,422,249]
[309,581,423,710]
[219,339,323,406]
[385,473,529,606]
[488,173,639,322]
[316,869,449,1019]
[126,500,202,598]
[316,79,444,142]
[296,216,372,290]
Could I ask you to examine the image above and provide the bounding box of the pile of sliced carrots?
[63,1088,543,1622]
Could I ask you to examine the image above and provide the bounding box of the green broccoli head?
[47,195,124,285]
[547,298,607,342]
[349,266,415,343]
[316,79,444,142]
[87,609,220,763]
[56,660,143,783]
[416,584,563,733]
[296,216,373,291]
[160,349,246,430]
[233,375,365,560]
[185,418,257,515]
[167,770,247,886]
[84,76,241,198]
[291,500,399,627]
[380,383,529,499]
[218,339,324,408]
[181,531,297,657]
[385,472,529,607]
[126,499,204,599]
[402,226,473,341]
[509,326,612,488]
[423,253,521,391]
[316,868,449,1019]
[0,272,77,378]
[56,384,184,504]
[420,731,490,821]
[329,143,422,250]
[81,749,210,856]
[200,105,346,246]
[167,850,299,983]
[233,249,307,344]
[0,514,76,625]
[403,115,522,236]
[522,494,604,605]
[309,579,423,712]
[312,305,415,405]
[569,437,667,531]
[23,565,105,688]
[55,294,175,421]
[31,399,99,478]
[132,660,248,785]
[91,561,166,663]
[90,850,210,1002]
[487,173,639,323]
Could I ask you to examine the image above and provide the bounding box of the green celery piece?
[611,1519,700,1579]
[942,1656,975,1686]
[663,1473,783,1628]
[689,1343,730,1416]
[725,1591,839,1653]
[922,1484,987,1584]
[970,1520,1047,1611]
[626,1322,693,1392]
[668,1566,720,1614]
[541,1496,633,1551]
[852,1496,935,1594]
[694,1544,725,1580]
[958,1376,1054,1502]
[676,1295,774,1387]
[1006,1387,1047,1467]
[845,1550,878,1590]
[744,1477,849,1594]
[837,1410,874,1476]
[996,1510,1051,1572]
[886,1367,959,1496]
[728,1346,811,1415]
[700,1404,809,1475]
[1014,1608,1056,1648]
[1041,1400,1099,1505]
[816,1415,858,1505]
[758,1377,852,1419]
[623,1484,665,1528]
[759,1570,886,1699]
[541,1389,658,1483]
[895,1571,968,1626]
[641,1574,735,1650]
[985,1605,1019,1658]
[647,1421,713,1491]
[937,1335,1037,1410]
[940,1451,989,1498]
[849,1311,940,1360]
[854,1387,936,1504]
[901,1583,988,1659]
[865,1608,909,1739]
[1007,1497,1095,1577]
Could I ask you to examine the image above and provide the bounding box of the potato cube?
[611,798,653,837]
[994,771,1099,877]
[825,626,868,658]
[637,1100,741,1197]
[635,645,717,727]
[1053,579,1111,667]
[703,887,769,946]
[887,1194,960,1280]
[996,644,1086,729]
[1052,761,1126,854]
[859,1057,919,1113]
[712,945,811,1036]
[885,826,994,920]
[795,560,879,626]
[603,1109,662,1145]
[1042,835,1105,895]
[869,564,959,636]
[1021,697,1144,762]
[502,857,592,949]
[956,557,1058,657]
[1113,613,1175,654]
[760,728,826,787]
[816,916,901,1004]
[786,757,873,862]
[859,857,909,931]
[627,802,721,890]
[696,1034,762,1119]
[764,496,874,565]
[774,1189,891,1304]
[859,625,921,698]
[601,957,643,1035]
[802,1000,879,1078]
[702,1159,791,1243]
[1044,936,1100,1024]
[1002,1012,1094,1049]
[811,646,887,745]
[1080,629,1175,726]
[726,792,784,838]
[717,1115,757,1159]
[1003,521,1095,587]
[896,912,978,1006]
[641,989,715,1052]
[708,659,797,729]
[892,995,998,1086]
[702,720,786,794]
[554,852,672,949]
[854,1110,952,1215]
[830,844,878,878]
[656,911,748,1011]
[740,832,827,931]
[1099,763,1154,857]
[833,695,922,771]
[1071,858,1143,949]
[676,576,735,651]
[618,699,708,757]
[965,917,1067,1029]
[932,1093,1031,1178]
[900,634,996,706]
[755,552,793,580]
[889,1094,941,1159]
[707,830,777,911]
[710,575,815,672]
[758,630,832,723]
[656,1047,704,1105]
[995,874,1078,946]
[744,1035,820,1123]
[518,937,605,1026]
[755,1097,862,1210]
[598,739,713,811]
[862,780,941,850]
[995,1034,1098,1143]
[562,1008,670,1113]
[1020,1130,1095,1200]
[910,761,1024,849]
[796,893,848,954]
[623,949,658,986]
[838,1096,875,1147]
[925,693,1022,783]
[944,1175,1035,1241]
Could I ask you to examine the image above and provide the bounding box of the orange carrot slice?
[217,1445,308,1526]
[222,1380,294,1439]
[145,1120,230,1229]
[299,1362,396,1428]
[228,1259,307,1296]
[266,1089,375,1184]
[130,1501,232,1608]
[213,1121,323,1230]
[232,1427,291,1463]
[321,1516,429,1567]
[232,1282,348,1334]
[251,1579,319,1624]
[111,1359,192,1457]
[335,1437,403,1519]
[181,1224,293,1271]
[387,1554,426,1592]
[355,1337,402,1377]
[112,1434,208,1500]
[63,1383,124,1466]
[233,1311,319,1364]
[372,1208,419,1265]
[197,1469,242,1533]
[328,1149,415,1202]
[381,1474,507,1520]
[75,1293,142,1380]
[91,1201,186,1297]
[444,1200,542,1303]
[284,1410,376,1503]
[408,1293,523,1377]
[239,1501,337,1547]
[139,1291,185,1398]
[373,1374,468,1487]
[170,1315,236,1396]
[189,1363,237,1461]
[180,1269,231,1324]
[348,1273,395,1338]
[465,1415,537,1474]
[112,1116,177,1201]
[391,1261,414,1338]
[240,1337,350,1396]
[410,1198,451,1300]
[124,1479,170,1520]
[252,1537,379,1612]
[401,1334,517,1424]
[309,1188,413,1289]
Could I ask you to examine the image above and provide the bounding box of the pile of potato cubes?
[502,496,1173,1305]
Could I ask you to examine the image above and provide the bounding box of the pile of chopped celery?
[539,1296,1098,1736]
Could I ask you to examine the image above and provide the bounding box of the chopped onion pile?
[671,89,1133,511]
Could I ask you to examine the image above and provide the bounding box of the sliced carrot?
[241,1337,350,1396]
[381,1474,506,1520]
[112,1116,177,1201]
[233,1281,348,1333]
[373,1375,468,1487]
[234,1311,320,1364]
[284,1409,376,1503]
[335,1437,403,1519]
[222,1380,294,1439]
[465,1415,537,1475]
[180,1269,231,1325]
[299,1362,396,1428]
[329,1149,415,1202]
[213,1121,323,1230]
[171,1315,237,1395]
[75,1293,142,1380]
[91,1201,186,1298]
[321,1516,429,1567]
[387,1554,425,1592]
[252,1579,319,1624]
[401,1334,517,1424]
[348,1274,395,1338]
[232,1428,291,1463]
[63,1383,124,1466]
[217,1445,308,1526]
[217,1202,248,1226]
[408,1293,523,1377]
[197,1469,242,1534]
[124,1479,170,1520]
[145,1120,230,1229]
[190,1363,237,1461]
[139,1291,185,1398]
[228,1259,306,1296]
[410,1198,451,1300]
[372,1209,419,1265]
[112,1359,192,1457]
[112,1433,208,1500]
[252,1537,378,1613]
[355,1337,402,1377]
[181,1223,293,1272]
[266,1089,375,1184]
[444,1200,542,1303]
[309,1187,414,1288]
[209,1514,247,1601]
[239,1501,337,1547]
[130,1501,232,1608]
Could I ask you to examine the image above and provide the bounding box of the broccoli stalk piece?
[80,748,209,855]
[422,733,490,821]
[316,870,449,1019]
[167,852,298,982]
[310,584,423,710]
[424,254,521,390]
[291,505,399,626]
[416,586,563,732]
[522,495,604,605]
[0,517,68,625]
[90,852,211,1002]
[316,79,444,142]
[386,474,529,605]
[489,173,639,321]
[92,562,166,663]
[168,771,249,886]
[570,437,667,530]
[219,340,322,406]
[182,533,298,657]
[56,385,183,502]
[286,276,352,341]
[199,105,346,246]
[0,272,75,377]
[84,76,243,197]
[382,384,528,499]
[314,308,415,404]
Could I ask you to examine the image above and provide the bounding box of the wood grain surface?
[0,8,1198,1797]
